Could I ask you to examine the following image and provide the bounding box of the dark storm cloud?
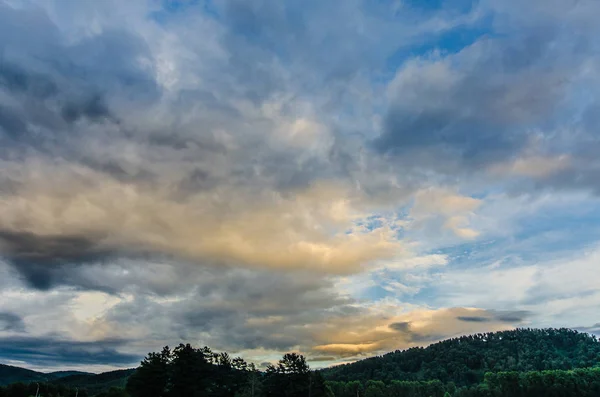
[0,230,116,290]
[0,336,140,367]
[0,2,157,146]
[0,312,25,332]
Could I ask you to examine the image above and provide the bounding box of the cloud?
[0,336,140,367]
[0,2,415,287]
[0,256,530,366]
[488,155,571,179]
[409,189,481,241]
[577,323,600,336]
[313,306,526,357]
[373,0,600,190]
[0,312,25,332]
[0,164,404,287]
[456,316,490,323]
[456,310,530,324]
[388,321,411,332]
[429,244,600,331]
[0,230,115,290]
[376,36,568,167]
[0,0,600,372]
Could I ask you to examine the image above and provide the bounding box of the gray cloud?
[375,31,577,169]
[369,0,600,199]
[388,321,447,344]
[577,323,600,336]
[389,321,412,332]
[98,266,353,353]
[493,311,531,323]
[456,310,530,324]
[0,312,25,332]
[0,336,140,367]
[0,2,156,147]
[456,316,490,323]
[307,356,336,362]
[0,1,399,287]
[0,230,116,290]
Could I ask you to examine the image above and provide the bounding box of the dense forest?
[321,328,600,385]
[1,328,599,397]
[125,344,330,397]
[325,367,600,397]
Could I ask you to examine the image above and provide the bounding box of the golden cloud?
[0,160,403,274]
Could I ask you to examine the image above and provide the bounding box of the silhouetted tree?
[126,346,171,397]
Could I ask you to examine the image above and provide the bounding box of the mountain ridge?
[321,327,600,386]
[0,364,134,392]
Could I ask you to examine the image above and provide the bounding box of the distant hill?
[321,328,600,386]
[47,370,93,379]
[0,364,96,386]
[0,363,134,395]
[0,364,50,385]
[52,369,135,395]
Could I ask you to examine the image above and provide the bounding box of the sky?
[0,0,599,373]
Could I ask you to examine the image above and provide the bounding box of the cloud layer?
[0,0,599,370]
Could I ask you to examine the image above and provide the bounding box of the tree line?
[125,344,331,397]
[0,382,86,397]
[2,328,598,397]
[4,367,600,397]
[325,367,600,396]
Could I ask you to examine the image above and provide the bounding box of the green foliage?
[95,387,129,397]
[321,328,600,386]
[124,344,327,397]
[262,352,328,397]
[0,364,133,396]
[324,368,600,397]
[0,365,52,386]
[127,346,171,397]
[455,367,600,397]
[0,381,88,397]
[364,380,385,397]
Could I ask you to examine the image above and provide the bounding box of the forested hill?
[0,364,96,386]
[0,364,51,386]
[52,369,135,395]
[321,328,600,386]
[0,364,128,393]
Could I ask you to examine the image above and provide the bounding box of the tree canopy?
[321,328,600,386]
